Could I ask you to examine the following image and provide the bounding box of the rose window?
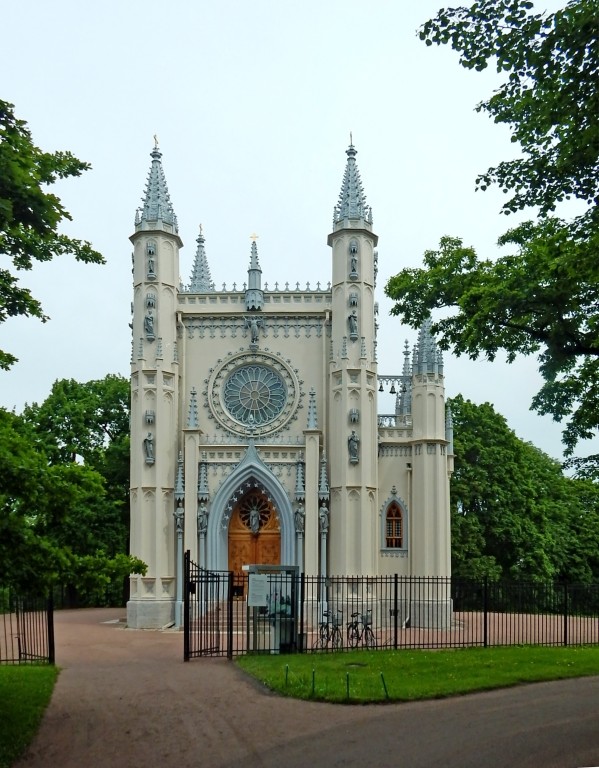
[223,365,287,426]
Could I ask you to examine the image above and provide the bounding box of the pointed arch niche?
[380,487,409,557]
[206,443,295,571]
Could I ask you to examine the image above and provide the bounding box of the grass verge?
[0,665,59,768]
[236,645,599,703]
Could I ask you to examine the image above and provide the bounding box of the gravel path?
[15,607,599,768]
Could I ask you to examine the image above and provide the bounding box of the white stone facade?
[127,143,453,629]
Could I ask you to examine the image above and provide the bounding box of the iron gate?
[184,552,233,660]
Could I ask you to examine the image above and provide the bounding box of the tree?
[386,0,599,462]
[19,375,133,601]
[449,395,599,582]
[0,100,103,370]
[418,0,598,218]
[0,404,143,600]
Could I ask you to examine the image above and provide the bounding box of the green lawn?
[0,665,59,768]
[236,645,599,703]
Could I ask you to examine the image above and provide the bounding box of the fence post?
[393,573,398,650]
[183,550,190,662]
[47,593,55,665]
[299,573,305,653]
[227,571,234,660]
[483,576,488,648]
[563,582,568,647]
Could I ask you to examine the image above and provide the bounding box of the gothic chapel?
[127,141,453,629]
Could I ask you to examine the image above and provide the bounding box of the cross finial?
[250,233,259,241]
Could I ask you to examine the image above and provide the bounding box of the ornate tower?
[128,142,183,629]
[327,142,379,575]
[410,320,451,578]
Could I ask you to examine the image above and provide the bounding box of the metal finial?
[153,134,159,148]
[350,131,353,146]
[250,232,259,241]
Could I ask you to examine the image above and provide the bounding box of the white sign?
[248,574,269,607]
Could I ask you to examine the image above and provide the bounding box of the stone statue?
[143,432,154,462]
[348,310,358,338]
[197,502,208,535]
[348,430,359,463]
[174,503,184,534]
[249,506,260,534]
[246,315,262,345]
[144,311,155,337]
[349,241,358,276]
[319,504,329,534]
[294,503,305,534]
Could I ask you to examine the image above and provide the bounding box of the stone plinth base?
[126,599,175,629]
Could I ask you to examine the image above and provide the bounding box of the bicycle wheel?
[331,627,343,650]
[347,623,359,648]
[312,624,327,649]
[364,627,377,649]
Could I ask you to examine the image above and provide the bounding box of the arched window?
[385,502,403,548]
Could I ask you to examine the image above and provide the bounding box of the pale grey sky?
[1,0,588,461]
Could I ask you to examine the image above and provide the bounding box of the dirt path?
[15,607,599,768]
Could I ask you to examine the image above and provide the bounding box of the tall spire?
[245,235,264,310]
[333,141,372,225]
[138,142,178,231]
[188,226,215,292]
[397,340,412,416]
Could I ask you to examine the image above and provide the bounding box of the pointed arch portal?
[206,443,295,571]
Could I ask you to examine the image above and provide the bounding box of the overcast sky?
[1,0,589,462]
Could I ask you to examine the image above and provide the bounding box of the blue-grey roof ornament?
[445,406,454,455]
[198,453,210,501]
[245,235,264,311]
[333,140,372,225]
[415,319,442,376]
[318,452,329,501]
[174,452,185,502]
[188,225,215,292]
[139,141,179,232]
[397,340,412,416]
[187,387,199,429]
[295,453,305,501]
[306,388,318,429]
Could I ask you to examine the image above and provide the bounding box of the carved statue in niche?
[319,504,329,533]
[348,310,358,339]
[348,430,360,464]
[197,502,208,535]
[174,502,184,533]
[144,311,155,338]
[147,241,156,277]
[294,502,305,534]
[144,432,154,463]
[349,240,358,277]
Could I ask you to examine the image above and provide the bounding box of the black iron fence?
[0,588,55,665]
[183,560,599,659]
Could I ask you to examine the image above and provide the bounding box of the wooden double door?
[227,488,281,580]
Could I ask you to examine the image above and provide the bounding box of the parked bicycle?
[346,608,377,648]
[313,609,343,650]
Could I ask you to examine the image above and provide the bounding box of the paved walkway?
[15,607,599,768]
